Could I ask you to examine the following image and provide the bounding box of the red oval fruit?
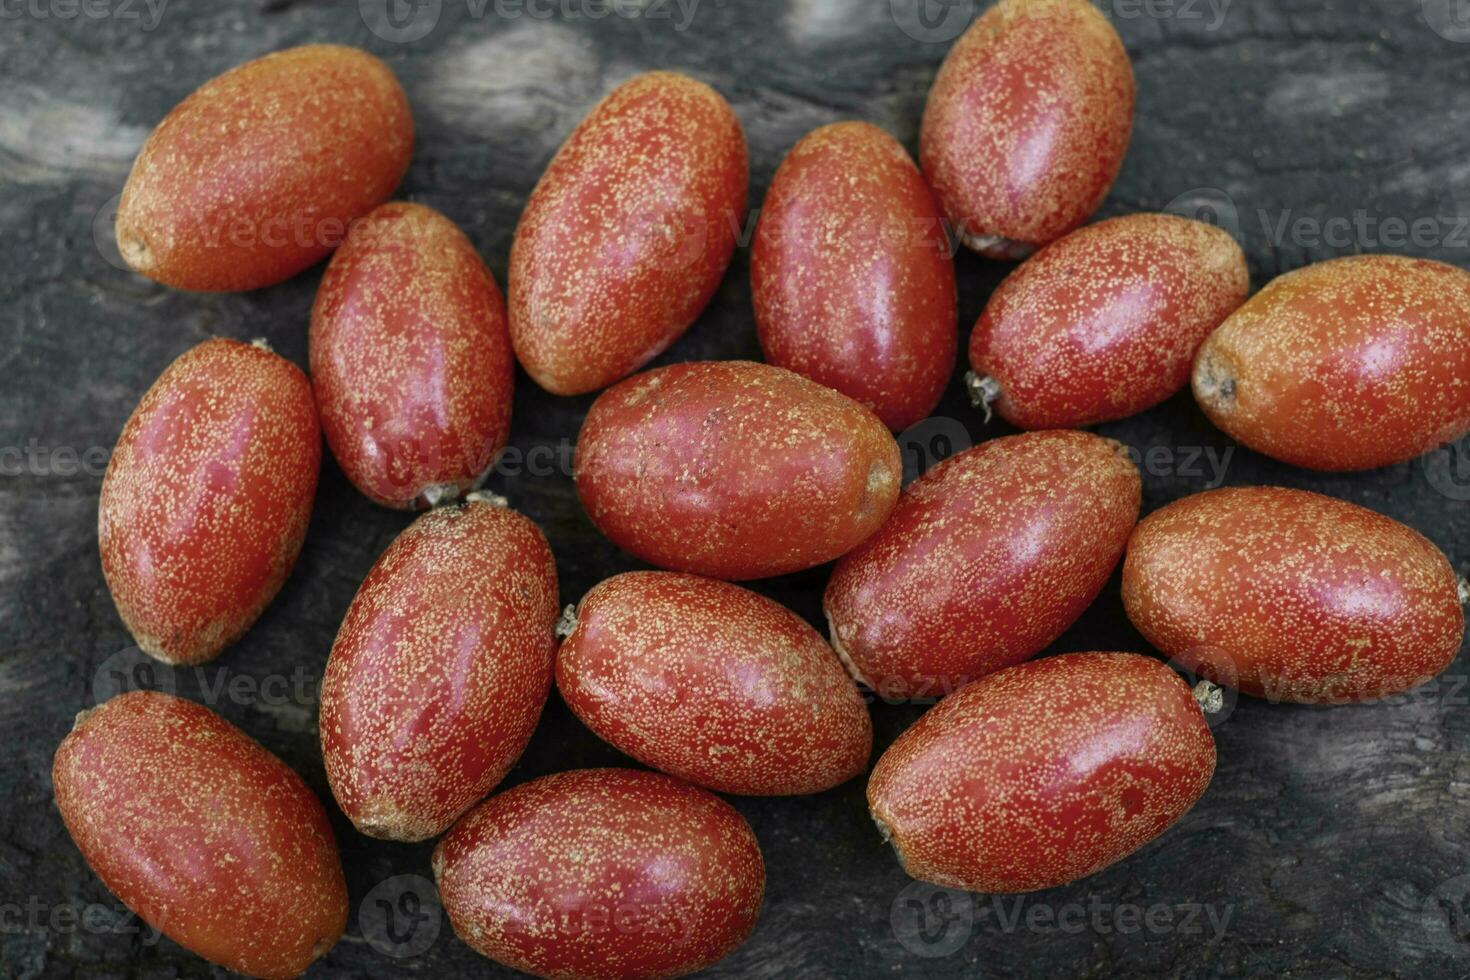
[320,497,558,841]
[824,430,1140,702]
[1193,254,1470,470]
[868,652,1216,894]
[53,691,348,979]
[968,213,1249,428]
[509,71,748,396]
[920,0,1135,258]
[1122,486,1467,704]
[116,45,413,292]
[576,360,902,580]
[751,121,957,431]
[556,571,871,795]
[310,202,513,509]
[433,768,764,980]
[99,338,320,665]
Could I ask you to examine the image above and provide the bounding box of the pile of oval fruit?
[51,1,1470,978]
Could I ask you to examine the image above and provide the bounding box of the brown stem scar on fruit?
[118,231,150,266]
[464,491,508,508]
[965,372,1002,423]
[417,483,462,509]
[826,616,872,689]
[555,604,578,639]
[956,227,1037,261]
[1193,680,1225,714]
[1195,350,1236,401]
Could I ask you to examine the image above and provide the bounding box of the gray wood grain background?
[3,0,1469,977]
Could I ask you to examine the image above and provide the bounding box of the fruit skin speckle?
[751,121,957,431]
[1122,486,1466,704]
[432,768,764,980]
[53,691,348,980]
[509,71,748,396]
[919,0,1135,258]
[970,213,1249,428]
[824,430,1141,702]
[556,571,872,796]
[1192,254,1470,471]
[575,360,902,581]
[99,338,321,665]
[310,202,514,509]
[320,498,558,842]
[115,44,413,292]
[867,652,1215,894]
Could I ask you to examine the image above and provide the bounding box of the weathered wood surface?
[2,1,1469,977]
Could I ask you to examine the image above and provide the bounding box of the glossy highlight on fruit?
[576,360,902,580]
[968,213,1249,428]
[310,202,513,509]
[824,430,1140,702]
[433,768,764,980]
[115,44,413,292]
[53,691,348,979]
[509,71,748,395]
[99,338,320,665]
[920,0,1135,258]
[320,497,558,841]
[1122,486,1467,704]
[1193,254,1470,470]
[751,121,957,431]
[868,652,1216,894]
[556,571,872,795]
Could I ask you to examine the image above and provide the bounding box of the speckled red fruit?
[115,45,413,292]
[53,691,347,979]
[99,338,320,665]
[310,202,513,509]
[576,360,902,580]
[751,121,956,431]
[509,71,747,396]
[920,0,1134,258]
[433,768,764,980]
[969,213,1248,428]
[824,431,1140,702]
[1193,254,1470,470]
[557,572,871,796]
[320,498,557,841]
[868,653,1214,893]
[1123,487,1467,704]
